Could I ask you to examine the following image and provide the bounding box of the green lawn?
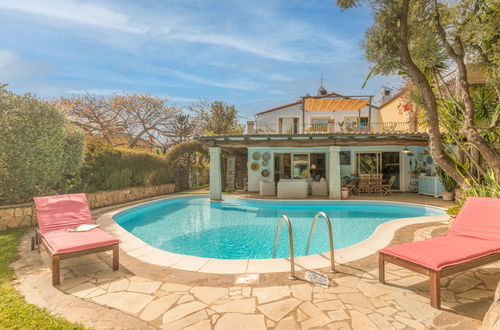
[0,227,87,329]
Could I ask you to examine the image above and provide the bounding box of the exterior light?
[402,146,411,154]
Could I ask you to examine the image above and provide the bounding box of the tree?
[190,100,244,135]
[0,85,84,204]
[55,94,181,149]
[163,113,200,146]
[110,94,180,148]
[337,0,500,187]
[165,140,208,190]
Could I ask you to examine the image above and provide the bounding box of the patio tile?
[170,255,208,272]
[211,298,256,313]
[274,315,300,330]
[252,286,291,304]
[291,283,313,301]
[214,313,266,330]
[183,319,212,330]
[315,299,345,311]
[256,297,301,321]
[92,291,155,315]
[337,293,374,310]
[177,294,194,304]
[162,309,208,330]
[108,278,129,292]
[127,279,162,294]
[161,301,207,324]
[299,301,323,317]
[191,286,228,304]
[161,283,191,292]
[300,313,332,329]
[139,294,180,321]
[198,259,248,274]
[327,309,349,321]
[247,258,296,273]
[66,282,98,298]
[368,313,396,330]
[349,310,378,330]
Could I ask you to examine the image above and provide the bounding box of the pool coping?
[96,194,450,274]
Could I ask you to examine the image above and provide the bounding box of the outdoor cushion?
[380,235,500,271]
[447,197,500,242]
[42,229,120,254]
[34,193,93,234]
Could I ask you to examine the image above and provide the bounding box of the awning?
[304,98,369,111]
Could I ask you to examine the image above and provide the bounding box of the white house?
[196,87,442,200]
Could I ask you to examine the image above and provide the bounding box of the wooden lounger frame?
[36,230,119,286]
[379,252,500,308]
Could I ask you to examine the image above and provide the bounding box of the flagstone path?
[12,220,499,330]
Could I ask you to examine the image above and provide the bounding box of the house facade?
[196,88,439,200]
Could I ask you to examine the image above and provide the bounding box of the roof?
[304,98,368,111]
[256,90,378,116]
[379,89,406,108]
[194,132,429,148]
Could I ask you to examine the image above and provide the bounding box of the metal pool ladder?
[272,215,298,280]
[305,212,337,273]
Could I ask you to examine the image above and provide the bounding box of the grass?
[0,227,87,329]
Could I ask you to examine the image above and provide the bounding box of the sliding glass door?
[356,152,400,190]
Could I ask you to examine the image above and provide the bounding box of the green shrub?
[81,138,173,192]
[0,86,84,204]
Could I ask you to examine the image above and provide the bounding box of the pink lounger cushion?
[34,193,120,254]
[43,229,120,254]
[380,236,500,271]
[379,197,500,271]
[34,193,93,235]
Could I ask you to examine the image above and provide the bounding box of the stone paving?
[12,221,499,329]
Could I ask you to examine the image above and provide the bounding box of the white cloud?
[0,0,145,33]
[0,49,53,82]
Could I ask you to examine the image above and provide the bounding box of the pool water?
[114,195,444,259]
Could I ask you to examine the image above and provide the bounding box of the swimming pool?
[113,196,444,260]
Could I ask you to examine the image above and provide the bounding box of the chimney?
[380,86,392,104]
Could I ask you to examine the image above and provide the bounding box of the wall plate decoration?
[262,152,270,161]
[252,152,261,160]
[261,169,270,177]
[426,155,433,165]
[250,162,259,171]
[262,160,268,167]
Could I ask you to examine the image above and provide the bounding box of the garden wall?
[0,183,175,231]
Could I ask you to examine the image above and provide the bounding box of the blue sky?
[0,0,401,120]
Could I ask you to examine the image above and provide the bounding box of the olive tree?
[337,0,500,187]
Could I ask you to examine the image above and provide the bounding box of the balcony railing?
[248,121,416,135]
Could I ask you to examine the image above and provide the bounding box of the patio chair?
[379,197,500,308]
[33,193,120,285]
[379,175,396,196]
[357,174,372,193]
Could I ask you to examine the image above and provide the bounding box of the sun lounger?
[379,197,500,308]
[34,193,120,285]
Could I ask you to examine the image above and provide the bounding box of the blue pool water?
[114,195,444,259]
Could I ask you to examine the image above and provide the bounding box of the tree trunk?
[433,8,500,178]
[398,0,466,187]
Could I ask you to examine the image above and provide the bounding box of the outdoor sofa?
[34,193,120,285]
[379,197,500,308]
[277,179,308,199]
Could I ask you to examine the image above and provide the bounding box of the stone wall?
[0,183,175,231]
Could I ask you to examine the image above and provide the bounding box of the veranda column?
[328,146,341,199]
[209,147,222,200]
[226,155,236,192]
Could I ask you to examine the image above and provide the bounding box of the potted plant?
[435,166,458,201]
[341,187,349,200]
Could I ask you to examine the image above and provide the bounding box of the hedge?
[81,138,173,192]
[0,87,84,205]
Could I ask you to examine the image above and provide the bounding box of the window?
[309,117,329,132]
[279,117,299,134]
[384,90,391,96]
[292,154,309,179]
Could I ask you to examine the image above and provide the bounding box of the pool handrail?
[305,211,337,273]
[271,215,298,280]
